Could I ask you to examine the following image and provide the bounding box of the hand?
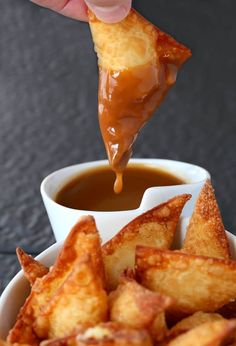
[30,0,132,23]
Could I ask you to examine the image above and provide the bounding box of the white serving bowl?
[41,159,210,242]
[0,219,236,340]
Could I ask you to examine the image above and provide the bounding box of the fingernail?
[86,0,131,23]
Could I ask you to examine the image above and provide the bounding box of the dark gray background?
[0,0,236,293]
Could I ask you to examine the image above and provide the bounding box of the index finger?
[30,0,89,21]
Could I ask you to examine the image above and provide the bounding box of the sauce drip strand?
[114,172,123,194]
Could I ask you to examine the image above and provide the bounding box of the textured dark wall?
[0,0,236,291]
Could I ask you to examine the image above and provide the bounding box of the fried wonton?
[35,255,108,339]
[41,322,153,346]
[109,276,169,342]
[8,216,104,345]
[182,180,230,259]
[167,319,236,346]
[103,194,191,291]
[89,10,191,190]
[168,312,224,340]
[16,247,49,286]
[136,246,236,315]
[150,312,169,344]
[41,322,152,346]
[109,277,172,329]
[88,8,192,70]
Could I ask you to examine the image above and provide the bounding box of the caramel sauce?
[55,164,184,212]
[99,63,178,193]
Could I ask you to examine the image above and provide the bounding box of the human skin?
[30,0,132,23]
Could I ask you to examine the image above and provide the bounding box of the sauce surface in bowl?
[55,164,184,212]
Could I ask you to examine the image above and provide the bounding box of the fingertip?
[86,0,131,23]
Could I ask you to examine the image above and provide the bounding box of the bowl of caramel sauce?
[41,158,210,242]
[55,164,184,212]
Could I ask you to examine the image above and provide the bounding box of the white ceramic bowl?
[1,220,236,340]
[41,159,210,242]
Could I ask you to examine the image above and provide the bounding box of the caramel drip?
[114,172,123,194]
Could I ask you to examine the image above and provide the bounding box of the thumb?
[85,0,132,23]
